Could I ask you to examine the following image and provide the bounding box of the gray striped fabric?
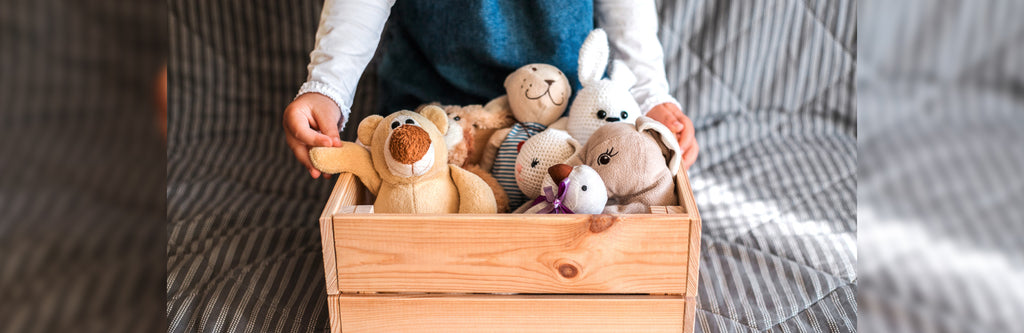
[858,1,1024,332]
[1,1,167,332]
[167,0,857,332]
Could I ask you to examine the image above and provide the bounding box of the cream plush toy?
[514,128,580,200]
[521,164,608,214]
[481,63,572,209]
[565,29,641,146]
[309,106,497,214]
[574,116,681,214]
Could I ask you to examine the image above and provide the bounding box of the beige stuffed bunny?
[575,116,681,214]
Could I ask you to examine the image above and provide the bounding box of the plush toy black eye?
[453,116,461,121]
[531,158,540,168]
[596,110,607,119]
[620,111,629,119]
[582,185,588,191]
[597,147,619,166]
[391,121,400,129]
[405,119,415,124]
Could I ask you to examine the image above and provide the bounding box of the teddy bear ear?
[577,29,609,87]
[358,115,383,146]
[609,60,637,88]
[418,105,448,135]
[636,116,682,175]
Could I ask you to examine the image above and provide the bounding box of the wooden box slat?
[331,214,691,294]
[331,294,686,332]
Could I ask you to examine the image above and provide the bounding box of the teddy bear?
[520,164,608,214]
[439,102,516,167]
[308,105,497,214]
[574,116,681,214]
[417,102,515,212]
[480,63,572,209]
[564,29,641,146]
[514,128,580,202]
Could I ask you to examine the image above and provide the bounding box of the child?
[283,0,698,178]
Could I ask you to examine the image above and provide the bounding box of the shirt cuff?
[639,94,682,115]
[297,81,352,130]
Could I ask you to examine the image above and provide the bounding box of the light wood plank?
[319,173,364,295]
[678,171,702,298]
[335,294,685,332]
[332,214,691,294]
[327,294,343,333]
[683,296,697,332]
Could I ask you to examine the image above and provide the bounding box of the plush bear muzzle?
[389,125,431,164]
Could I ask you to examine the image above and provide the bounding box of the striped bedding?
[167,0,857,332]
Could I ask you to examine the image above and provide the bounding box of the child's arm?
[283,0,395,178]
[596,0,698,169]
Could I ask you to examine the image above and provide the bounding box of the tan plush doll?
[481,63,572,209]
[432,103,515,212]
[309,106,497,214]
[575,116,682,214]
[440,102,516,167]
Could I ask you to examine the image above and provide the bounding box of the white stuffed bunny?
[566,29,641,146]
[514,129,580,200]
[522,164,608,214]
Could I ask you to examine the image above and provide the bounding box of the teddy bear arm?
[309,145,382,195]
[479,128,511,172]
[449,164,498,214]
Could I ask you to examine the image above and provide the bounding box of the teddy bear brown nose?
[544,79,555,85]
[389,125,431,164]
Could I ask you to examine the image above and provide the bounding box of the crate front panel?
[331,294,687,332]
[332,214,693,294]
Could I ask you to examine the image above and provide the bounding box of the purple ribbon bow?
[528,178,575,214]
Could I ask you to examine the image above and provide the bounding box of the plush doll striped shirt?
[492,122,548,209]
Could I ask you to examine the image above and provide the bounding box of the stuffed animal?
[575,116,681,214]
[427,103,515,212]
[521,164,608,214]
[481,63,572,209]
[565,29,641,146]
[514,128,580,200]
[440,102,516,167]
[309,106,497,214]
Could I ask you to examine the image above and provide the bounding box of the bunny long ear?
[577,29,609,87]
[636,116,682,175]
[609,60,637,88]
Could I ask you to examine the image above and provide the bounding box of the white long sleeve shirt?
[297,0,679,131]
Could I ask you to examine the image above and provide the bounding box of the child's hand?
[283,93,344,178]
[646,103,698,170]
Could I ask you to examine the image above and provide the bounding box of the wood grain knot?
[589,215,618,233]
[558,264,579,278]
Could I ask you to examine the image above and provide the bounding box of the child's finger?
[314,110,342,142]
[682,143,699,169]
[286,137,320,178]
[291,125,333,147]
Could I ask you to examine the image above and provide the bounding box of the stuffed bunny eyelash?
[531,158,540,168]
[603,148,619,157]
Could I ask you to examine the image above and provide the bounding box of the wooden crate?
[319,171,702,332]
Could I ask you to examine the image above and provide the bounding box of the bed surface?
[167,1,857,332]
